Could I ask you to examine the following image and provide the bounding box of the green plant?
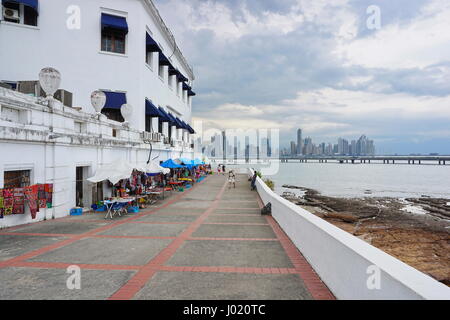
[264,179,275,191]
[255,171,262,178]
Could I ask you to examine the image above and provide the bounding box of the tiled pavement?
[0,174,335,300]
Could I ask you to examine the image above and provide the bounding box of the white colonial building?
[0,0,197,228]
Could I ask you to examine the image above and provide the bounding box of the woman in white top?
[228,170,236,189]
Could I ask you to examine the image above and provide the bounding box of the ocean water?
[219,161,450,199]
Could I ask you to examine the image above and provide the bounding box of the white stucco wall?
[0,0,194,132]
[248,169,450,300]
[0,88,193,228]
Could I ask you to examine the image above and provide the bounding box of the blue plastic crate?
[94,205,106,212]
[127,206,139,213]
[70,208,83,216]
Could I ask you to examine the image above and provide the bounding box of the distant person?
[250,171,257,191]
[228,170,236,189]
[217,165,221,175]
[222,164,226,175]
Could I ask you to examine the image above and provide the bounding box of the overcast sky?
[156,0,450,154]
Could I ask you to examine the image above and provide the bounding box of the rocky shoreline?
[281,184,450,285]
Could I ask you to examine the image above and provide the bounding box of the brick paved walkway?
[0,174,334,300]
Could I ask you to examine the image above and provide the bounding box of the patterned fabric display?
[3,189,14,216]
[37,184,46,209]
[13,188,25,214]
[0,189,3,219]
[24,186,38,219]
[45,183,53,208]
[1,184,54,218]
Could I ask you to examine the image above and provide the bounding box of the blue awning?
[176,117,188,130]
[101,13,128,34]
[3,0,38,14]
[146,33,161,53]
[166,112,182,129]
[183,120,191,131]
[182,121,192,132]
[103,91,126,110]
[176,73,188,83]
[186,124,195,134]
[157,107,173,124]
[182,83,191,91]
[174,116,184,129]
[168,66,178,77]
[177,118,187,129]
[159,52,171,66]
[188,89,196,97]
[145,99,162,117]
[3,81,17,90]
[193,158,203,165]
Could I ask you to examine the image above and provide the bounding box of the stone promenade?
[0,174,334,300]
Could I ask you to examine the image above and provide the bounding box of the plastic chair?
[111,202,124,217]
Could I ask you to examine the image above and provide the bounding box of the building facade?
[0,0,197,228]
[0,0,195,133]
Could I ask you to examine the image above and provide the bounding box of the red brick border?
[0,176,210,269]
[188,237,279,241]
[0,175,335,300]
[255,191,335,300]
[108,179,229,300]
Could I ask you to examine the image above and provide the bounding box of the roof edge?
[142,0,195,81]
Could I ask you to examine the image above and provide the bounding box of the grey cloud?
[156,0,450,154]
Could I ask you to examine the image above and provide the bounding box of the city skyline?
[284,129,376,156]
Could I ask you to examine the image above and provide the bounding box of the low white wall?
[248,169,450,300]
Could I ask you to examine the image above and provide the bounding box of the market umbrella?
[173,158,183,165]
[178,157,192,165]
[144,161,170,175]
[161,159,184,169]
[87,159,135,185]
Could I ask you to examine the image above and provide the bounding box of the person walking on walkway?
[222,164,226,175]
[250,171,257,191]
[228,170,236,189]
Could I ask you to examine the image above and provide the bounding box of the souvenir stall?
[0,183,53,221]
[176,158,197,187]
[86,159,170,219]
[161,159,187,191]
[160,158,210,191]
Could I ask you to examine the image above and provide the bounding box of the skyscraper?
[355,135,375,155]
[304,137,313,155]
[297,129,303,155]
[290,141,297,156]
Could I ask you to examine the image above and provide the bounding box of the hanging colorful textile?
[37,184,46,209]
[45,183,53,208]
[24,186,38,219]
[12,188,25,215]
[3,189,14,216]
[0,189,4,219]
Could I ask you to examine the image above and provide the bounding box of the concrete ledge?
[248,169,450,300]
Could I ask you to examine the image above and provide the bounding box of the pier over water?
[280,155,450,165]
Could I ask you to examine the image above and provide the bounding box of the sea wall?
[248,169,450,300]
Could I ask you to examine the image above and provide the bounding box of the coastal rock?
[324,212,358,223]
[280,185,450,286]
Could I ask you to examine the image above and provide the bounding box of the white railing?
[248,169,450,300]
